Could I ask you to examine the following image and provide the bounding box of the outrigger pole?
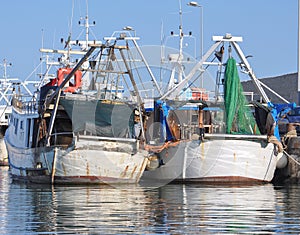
[160,38,220,100]
[160,34,272,103]
[103,35,163,97]
[131,39,163,96]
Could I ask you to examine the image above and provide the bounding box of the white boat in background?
[5,17,154,184]
[0,59,39,166]
[0,60,15,166]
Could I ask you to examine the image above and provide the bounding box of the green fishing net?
[224,57,260,134]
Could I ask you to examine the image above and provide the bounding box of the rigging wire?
[175,56,216,99]
[127,47,149,98]
[114,50,131,99]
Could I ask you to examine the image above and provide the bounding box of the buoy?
[146,155,160,171]
[276,152,288,169]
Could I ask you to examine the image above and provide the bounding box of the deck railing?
[12,96,39,114]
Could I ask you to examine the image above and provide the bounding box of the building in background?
[242,73,298,104]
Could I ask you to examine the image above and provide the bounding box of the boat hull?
[0,138,8,166]
[180,138,277,183]
[6,136,149,185]
[141,140,200,185]
[143,135,278,184]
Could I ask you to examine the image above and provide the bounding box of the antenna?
[70,0,74,32]
[60,0,75,62]
[179,0,183,61]
[78,0,96,50]
[0,59,12,87]
[164,0,195,90]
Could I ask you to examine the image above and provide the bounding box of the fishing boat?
[0,59,15,166]
[0,59,39,166]
[141,3,293,184]
[4,28,154,184]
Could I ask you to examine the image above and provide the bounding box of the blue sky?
[0,0,298,81]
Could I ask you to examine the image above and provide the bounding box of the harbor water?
[1,167,300,234]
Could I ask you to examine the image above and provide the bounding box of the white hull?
[6,136,148,185]
[141,141,200,185]
[143,135,278,184]
[181,138,277,183]
[0,138,8,166]
[0,105,11,126]
[0,105,9,166]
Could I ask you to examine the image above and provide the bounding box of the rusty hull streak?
[130,165,138,179]
[178,176,266,184]
[54,175,121,184]
[62,163,67,176]
[234,153,237,161]
[120,165,129,178]
[135,157,149,183]
[86,162,90,176]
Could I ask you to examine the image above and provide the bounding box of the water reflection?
[1,167,300,234]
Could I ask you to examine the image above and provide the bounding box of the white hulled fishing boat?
[5,27,153,184]
[0,59,38,166]
[141,1,292,184]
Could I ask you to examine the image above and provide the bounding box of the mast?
[75,3,97,51]
[165,0,195,91]
[178,0,184,84]
[1,59,12,87]
[85,1,89,47]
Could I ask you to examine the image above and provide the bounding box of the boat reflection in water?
[1,166,300,235]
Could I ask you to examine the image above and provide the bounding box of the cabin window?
[191,114,198,124]
[14,119,19,134]
[26,119,31,147]
[20,120,24,130]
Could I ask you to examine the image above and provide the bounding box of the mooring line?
[283,150,300,166]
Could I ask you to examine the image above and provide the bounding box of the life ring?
[57,67,82,93]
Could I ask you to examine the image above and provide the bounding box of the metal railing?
[12,96,38,114]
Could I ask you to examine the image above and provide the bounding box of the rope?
[144,140,184,153]
[283,150,300,166]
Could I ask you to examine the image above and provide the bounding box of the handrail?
[12,97,38,114]
[77,134,138,143]
[49,132,73,136]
